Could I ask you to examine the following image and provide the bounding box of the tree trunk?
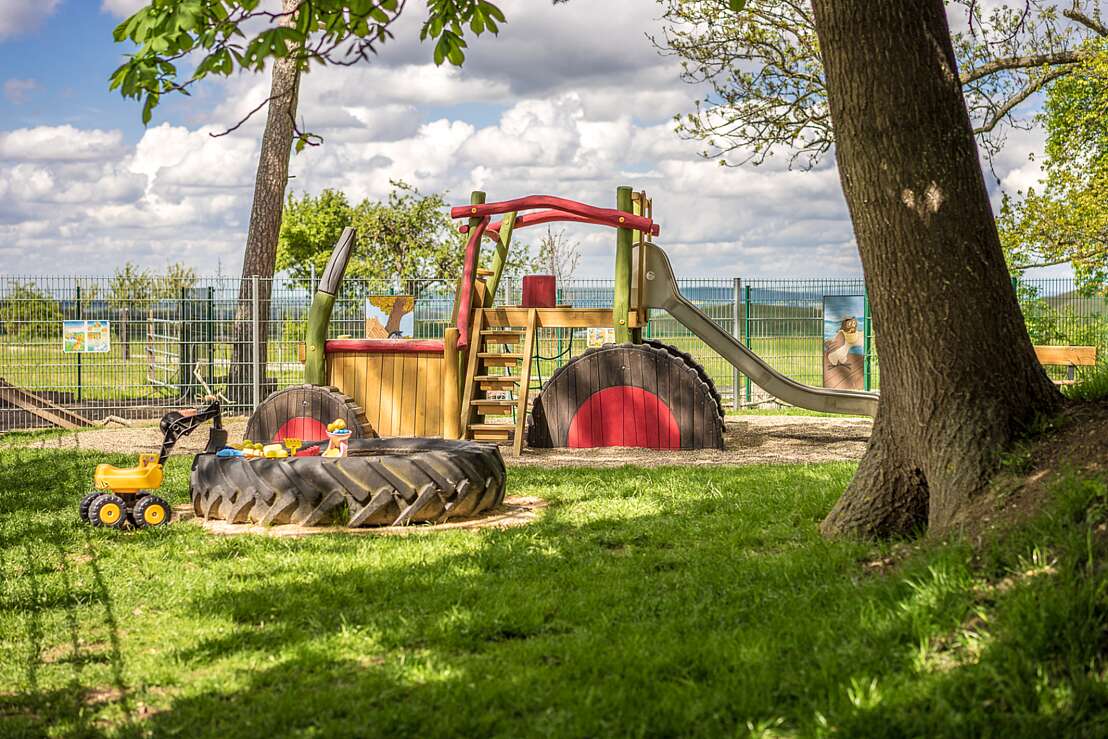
[809,0,1063,537]
[228,0,302,405]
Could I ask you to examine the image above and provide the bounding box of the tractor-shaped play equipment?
[242,186,877,456]
[188,186,877,530]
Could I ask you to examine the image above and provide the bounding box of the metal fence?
[0,274,1104,430]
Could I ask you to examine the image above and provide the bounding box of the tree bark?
[809,0,1063,537]
[228,0,302,404]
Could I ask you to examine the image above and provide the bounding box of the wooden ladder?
[461,308,537,455]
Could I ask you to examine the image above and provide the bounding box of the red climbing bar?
[460,208,660,238]
[450,195,658,237]
[455,216,488,350]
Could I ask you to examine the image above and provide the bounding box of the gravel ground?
[25,415,872,467]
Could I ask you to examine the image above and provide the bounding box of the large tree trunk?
[810,0,1063,537]
[228,0,302,405]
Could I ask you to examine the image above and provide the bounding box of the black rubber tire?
[527,342,726,450]
[89,494,128,529]
[132,495,172,528]
[245,385,375,445]
[190,437,507,528]
[79,492,100,523]
[642,339,725,419]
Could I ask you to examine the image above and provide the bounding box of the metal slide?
[639,242,880,417]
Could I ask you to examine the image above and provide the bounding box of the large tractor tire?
[528,342,725,450]
[190,438,506,528]
[245,385,374,445]
[642,339,725,419]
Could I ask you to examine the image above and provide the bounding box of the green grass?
[1063,361,1108,402]
[2,451,1106,737]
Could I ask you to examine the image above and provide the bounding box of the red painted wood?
[461,209,661,238]
[521,275,557,308]
[325,339,444,354]
[455,216,488,350]
[450,195,658,237]
[274,416,329,443]
[566,386,679,449]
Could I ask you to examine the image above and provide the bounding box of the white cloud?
[0,126,127,162]
[99,0,146,17]
[0,0,60,39]
[0,0,1057,279]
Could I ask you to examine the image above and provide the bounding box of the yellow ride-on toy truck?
[80,400,227,529]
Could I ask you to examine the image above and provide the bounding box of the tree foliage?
[110,0,506,142]
[655,0,1108,168]
[278,183,539,294]
[535,226,581,284]
[999,40,1108,292]
[277,182,468,294]
[0,283,63,339]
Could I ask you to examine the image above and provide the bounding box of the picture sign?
[62,320,111,353]
[822,296,865,390]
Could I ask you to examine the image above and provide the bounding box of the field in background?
[0,275,1102,427]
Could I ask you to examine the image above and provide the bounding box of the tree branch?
[960,50,1083,84]
[1063,7,1108,37]
[973,65,1070,134]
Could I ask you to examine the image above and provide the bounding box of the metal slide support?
[640,243,879,417]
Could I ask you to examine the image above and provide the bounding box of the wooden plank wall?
[328,352,444,437]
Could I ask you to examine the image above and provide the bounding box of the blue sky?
[0,0,1066,279]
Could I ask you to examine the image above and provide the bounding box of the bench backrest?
[1033,345,1098,367]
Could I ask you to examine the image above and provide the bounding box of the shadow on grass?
[2,452,1107,737]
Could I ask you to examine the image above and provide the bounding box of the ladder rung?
[479,354,524,367]
[475,375,520,383]
[471,400,514,416]
[481,331,523,344]
[468,424,514,441]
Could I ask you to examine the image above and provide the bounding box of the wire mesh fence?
[0,274,1104,430]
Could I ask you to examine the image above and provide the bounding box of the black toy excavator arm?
[157,400,227,465]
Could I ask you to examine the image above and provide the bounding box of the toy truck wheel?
[132,496,172,528]
[79,492,100,523]
[88,494,128,529]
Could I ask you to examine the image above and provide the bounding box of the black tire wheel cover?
[190,437,507,528]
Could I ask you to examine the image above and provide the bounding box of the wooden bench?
[1034,345,1099,385]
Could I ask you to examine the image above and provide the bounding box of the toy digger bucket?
[205,428,228,454]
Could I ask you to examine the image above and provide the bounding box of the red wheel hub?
[567,386,680,449]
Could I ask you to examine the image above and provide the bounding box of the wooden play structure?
[252,187,880,456]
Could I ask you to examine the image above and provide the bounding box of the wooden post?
[443,326,461,439]
[613,185,633,343]
[485,211,517,307]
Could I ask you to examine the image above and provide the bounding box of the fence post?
[744,284,752,404]
[207,286,215,384]
[863,287,871,392]
[251,276,261,411]
[732,277,741,409]
[75,283,82,403]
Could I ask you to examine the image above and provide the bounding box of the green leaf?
[728,0,747,11]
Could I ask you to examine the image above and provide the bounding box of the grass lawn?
[1,448,1106,737]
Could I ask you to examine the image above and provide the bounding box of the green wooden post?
[744,284,752,403]
[863,287,872,392]
[484,211,516,306]
[613,185,634,343]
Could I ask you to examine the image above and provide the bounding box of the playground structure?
[246,187,879,459]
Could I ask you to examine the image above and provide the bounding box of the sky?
[0,0,1065,279]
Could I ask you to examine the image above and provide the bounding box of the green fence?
[0,274,1104,428]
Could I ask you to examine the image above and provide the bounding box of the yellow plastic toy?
[323,419,351,457]
[263,443,289,459]
[80,400,226,529]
